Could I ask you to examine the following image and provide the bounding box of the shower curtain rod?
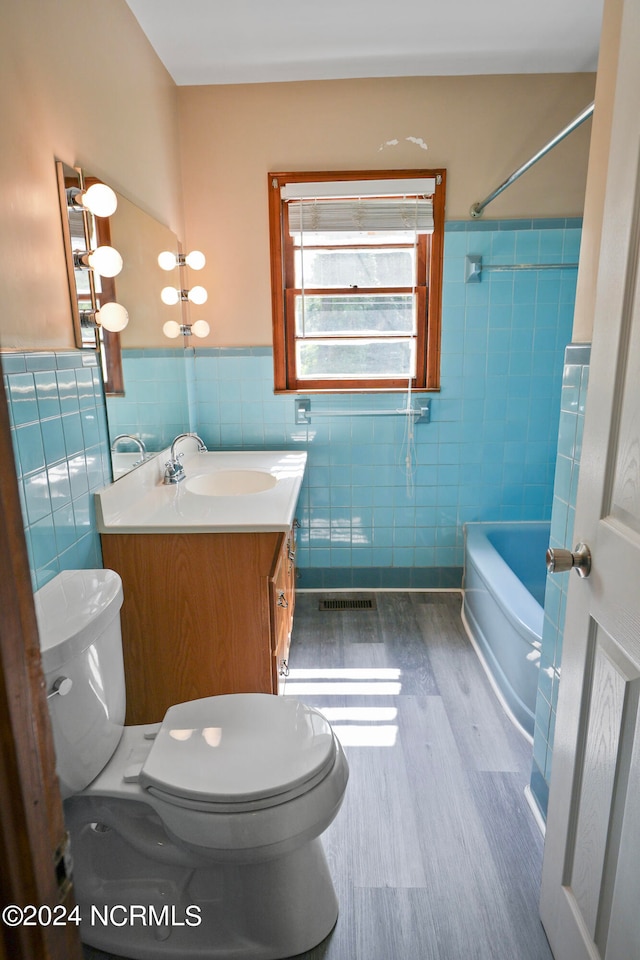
[470,101,595,219]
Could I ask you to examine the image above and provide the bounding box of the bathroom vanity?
[96,450,306,724]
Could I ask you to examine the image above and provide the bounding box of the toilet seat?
[139,694,337,813]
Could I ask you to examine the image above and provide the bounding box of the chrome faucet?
[111,434,147,455]
[163,433,208,484]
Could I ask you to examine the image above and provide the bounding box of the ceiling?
[124,0,604,86]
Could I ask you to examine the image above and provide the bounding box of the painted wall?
[177,73,595,348]
[571,0,623,342]
[0,1,609,594]
[0,0,183,351]
[0,0,625,845]
[0,0,184,587]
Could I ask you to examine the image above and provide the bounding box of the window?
[268,169,445,392]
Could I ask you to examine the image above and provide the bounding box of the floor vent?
[319,598,377,611]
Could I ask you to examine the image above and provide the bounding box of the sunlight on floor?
[287,668,401,679]
[286,670,402,745]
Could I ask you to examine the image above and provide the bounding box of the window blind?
[287,197,434,235]
[280,178,436,199]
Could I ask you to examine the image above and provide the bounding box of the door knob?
[546,543,591,578]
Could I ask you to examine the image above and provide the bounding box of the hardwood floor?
[285,592,552,960]
[83,591,553,960]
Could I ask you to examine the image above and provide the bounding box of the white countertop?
[96,449,307,534]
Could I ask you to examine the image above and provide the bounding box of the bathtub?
[462,521,549,739]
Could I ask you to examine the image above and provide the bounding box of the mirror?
[110,192,183,348]
[57,160,190,478]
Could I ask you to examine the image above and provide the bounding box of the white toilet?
[35,568,348,960]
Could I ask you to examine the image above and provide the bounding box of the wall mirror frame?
[56,159,190,478]
[56,160,124,394]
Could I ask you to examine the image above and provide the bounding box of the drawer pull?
[277,591,289,608]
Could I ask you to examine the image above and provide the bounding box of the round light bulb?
[86,245,123,278]
[190,320,210,338]
[161,286,180,306]
[80,183,118,218]
[187,285,208,305]
[185,250,206,270]
[158,250,178,271]
[163,320,182,339]
[96,302,129,332]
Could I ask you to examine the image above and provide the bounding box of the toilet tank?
[34,569,126,798]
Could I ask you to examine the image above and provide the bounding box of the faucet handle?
[163,458,185,484]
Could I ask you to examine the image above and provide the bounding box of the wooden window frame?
[268,168,446,393]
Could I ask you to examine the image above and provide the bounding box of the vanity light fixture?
[81,301,130,333]
[67,182,118,218]
[158,250,206,271]
[160,285,208,306]
[159,245,209,339]
[163,319,210,339]
[74,245,123,278]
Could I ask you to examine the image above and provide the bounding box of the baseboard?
[524,784,546,836]
[297,566,463,590]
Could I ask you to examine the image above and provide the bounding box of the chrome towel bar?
[465,254,579,283]
[295,397,430,425]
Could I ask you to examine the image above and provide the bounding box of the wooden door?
[539,2,640,957]
[0,367,83,960]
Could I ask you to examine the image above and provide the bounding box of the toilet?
[35,569,348,960]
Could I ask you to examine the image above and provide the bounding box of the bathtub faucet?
[163,433,208,484]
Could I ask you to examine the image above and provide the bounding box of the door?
[0,366,83,959]
[540,2,640,958]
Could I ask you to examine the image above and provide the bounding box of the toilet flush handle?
[47,676,73,700]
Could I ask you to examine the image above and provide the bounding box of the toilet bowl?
[35,569,348,960]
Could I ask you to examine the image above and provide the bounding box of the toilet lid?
[139,694,336,806]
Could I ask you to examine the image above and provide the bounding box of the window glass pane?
[296,338,415,380]
[295,294,415,336]
[295,247,414,288]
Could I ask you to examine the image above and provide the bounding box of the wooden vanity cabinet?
[100,524,297,724]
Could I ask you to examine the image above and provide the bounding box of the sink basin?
[185,470,278,497]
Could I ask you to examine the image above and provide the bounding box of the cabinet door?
[286,523,297,620]
[271,526,296,693]
[102,532,281,723]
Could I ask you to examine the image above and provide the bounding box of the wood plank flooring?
[285,592,552,960]
[83,591,553,960]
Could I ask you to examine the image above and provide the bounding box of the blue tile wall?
[3,351,112,590]
[115,217,580,589]
[530,343,590,821]
[4,220,580,594]
[105,348,191,450]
